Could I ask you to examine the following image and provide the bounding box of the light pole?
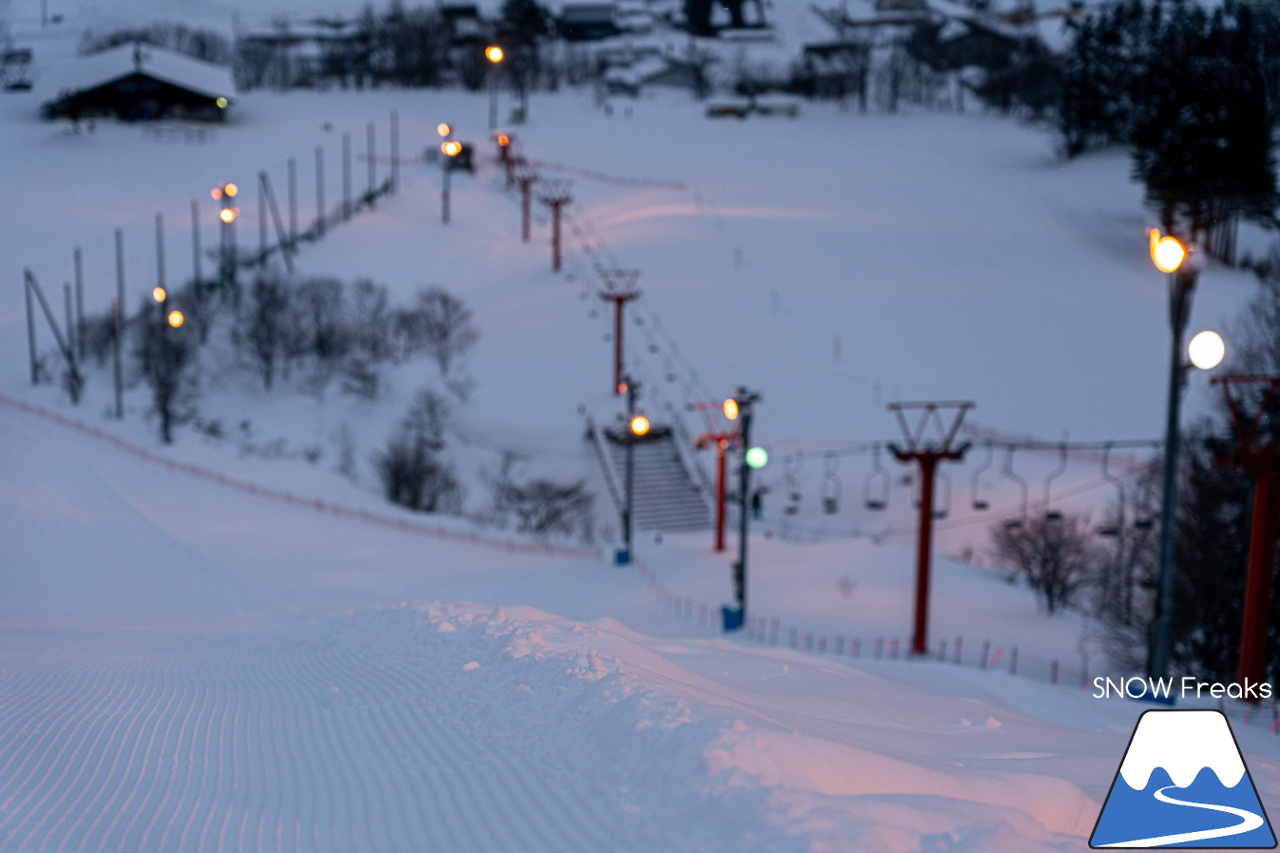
[1148,229,1201,681]
[485,46,504,131]
[618,376,649,566]
[212,182,239,294]
[441,137,462,224]
[723,388,764,631]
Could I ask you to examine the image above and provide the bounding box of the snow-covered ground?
[3,8,1278,850]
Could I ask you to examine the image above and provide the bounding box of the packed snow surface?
[3,9,1278,850]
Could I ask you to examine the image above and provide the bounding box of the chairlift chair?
[1001,445,1028,530]
[821,451,841,515]
[1097,443,1125,537]
[783,452,803,515]
[864,444,890,510]
[970,441,993,510]
[1043,443,1068,522]
[932,469,952,520]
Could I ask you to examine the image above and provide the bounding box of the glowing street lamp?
[1188,330,1225,370]
[617,375,648,566]
[440,140,463,224]
[1150,229,1186,273]
[167,310,184,328]
[1147,227,1203,681]
[485,45,504,130]
[437,122,452,139]
[724,387,761,632]
[213,182,240,289]
[152,286,166,303]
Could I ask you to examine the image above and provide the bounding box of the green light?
[745,446,768,469]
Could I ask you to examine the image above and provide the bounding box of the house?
[558,4,621,41]
[42,42,235,122]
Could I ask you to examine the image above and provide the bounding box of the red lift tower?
[537,179,573,271]
[598,269,640,396]
[887,401,973,656]
[693,401,741,552]
[1211,374,1280,693]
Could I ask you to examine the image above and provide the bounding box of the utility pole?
[887,400,973,656]
[723,387,761,631]
[598,269,640,395]
[1211,374,1280,694]
[537,179,573,271]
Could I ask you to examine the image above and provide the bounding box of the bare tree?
[990,512,1097,614]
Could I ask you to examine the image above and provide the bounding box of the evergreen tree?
[1130,1,1278,238]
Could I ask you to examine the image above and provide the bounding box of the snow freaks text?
[1092,677,1273,702]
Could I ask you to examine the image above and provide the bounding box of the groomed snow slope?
[4,398,1280,852]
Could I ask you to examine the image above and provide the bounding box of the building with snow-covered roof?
[41,42,236,123]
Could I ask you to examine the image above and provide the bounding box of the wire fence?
[0,393,600,559]
[626,557,1280,734]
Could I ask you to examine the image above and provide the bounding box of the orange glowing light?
[486,46,504,63]
[442,141,462,157]
[220,207,238,223]
[152,286,166,303]
[1149,229,1186,273]
[210,187,222,201]
[167,310,184,328]
[437,122,452,137]
[629,415,650,436]
[723,398,739,421]
[223,182,238,198]
[497,134,510,147]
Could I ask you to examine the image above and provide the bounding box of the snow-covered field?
[3,6,1278,850]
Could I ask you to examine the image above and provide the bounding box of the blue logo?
[1091,709,1276,848]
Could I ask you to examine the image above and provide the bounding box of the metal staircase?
[600,429,711,533]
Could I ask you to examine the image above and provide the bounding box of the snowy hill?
[2,5,1277,850]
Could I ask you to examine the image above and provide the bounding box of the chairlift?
[821,451,841,515]
[783,452,803,515]
[1001,445,1028,530]
[911,469,952,519]
[1097,443,1125,537]
[933,469,952,520]
[970,441,993,510]
[864,444,890,510]
[1043,443,1068,522]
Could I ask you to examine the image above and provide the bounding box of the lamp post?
[723,388,763,632]
[618,375,649,566]
[485,45,504,131]
[212,182,239,293]
[1148,229,1201,681]
[441,138,462,224]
